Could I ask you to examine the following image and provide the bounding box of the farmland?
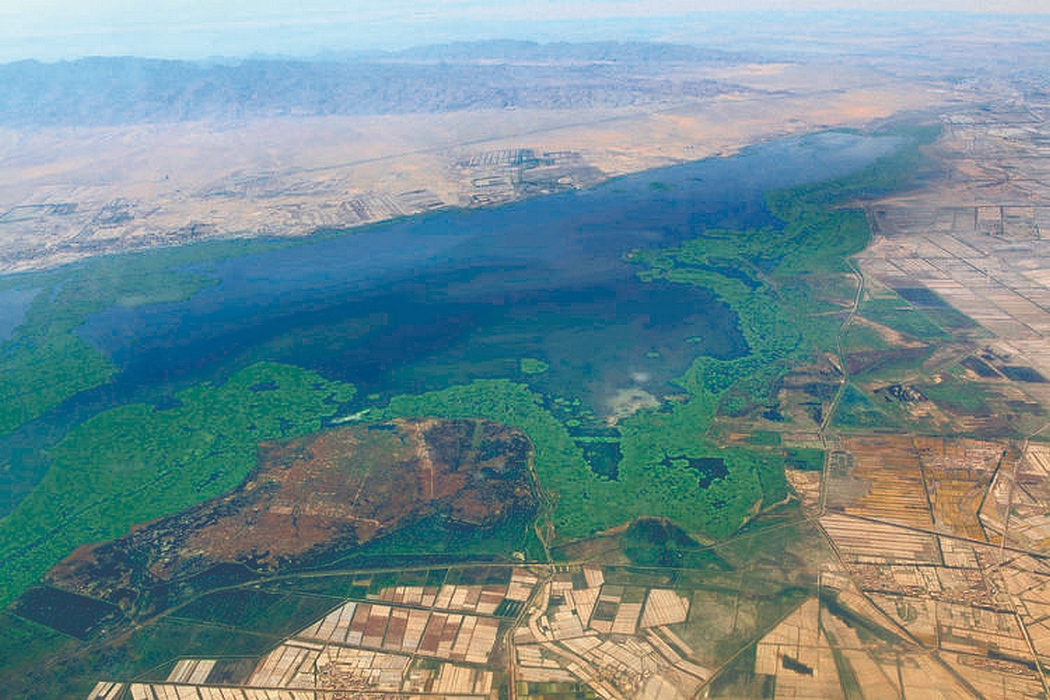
[4,29,1050,697]
[1,116,1003,699]
[10,501,834,698]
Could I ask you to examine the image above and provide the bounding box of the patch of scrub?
[520,358,549,374]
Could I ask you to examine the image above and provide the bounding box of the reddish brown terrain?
[35,418,536,626]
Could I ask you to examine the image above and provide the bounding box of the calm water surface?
[0,287,39,342]
[0,131,902,515]
[79,132,901,407]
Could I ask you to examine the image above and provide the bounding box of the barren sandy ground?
[0,61,947,272]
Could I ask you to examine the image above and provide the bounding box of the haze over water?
[0,131,902,518]
[79,132,900,407]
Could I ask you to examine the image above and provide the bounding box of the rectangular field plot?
[826,436,1004,542]
[167,659,217,685]
[860,204,1050,385]
[825,436,934,529]
[130,686,318,699]
[819,513,941,563]
[294,601,501,663]
[915,437,1002,540]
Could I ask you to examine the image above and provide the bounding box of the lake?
[0,130,902,516]
[79,131,901,410]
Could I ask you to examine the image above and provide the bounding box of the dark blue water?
[0,131,903,518]
[77,132,902,412]
[0,287,39,342]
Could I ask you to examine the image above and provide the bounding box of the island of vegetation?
[15,417,536,638]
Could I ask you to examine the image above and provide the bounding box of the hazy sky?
[1,0,1047,62]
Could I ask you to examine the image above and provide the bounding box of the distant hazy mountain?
[387,40,741,63]
[0,41,740,127]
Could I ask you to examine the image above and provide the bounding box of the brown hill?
[28,418,536,630]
